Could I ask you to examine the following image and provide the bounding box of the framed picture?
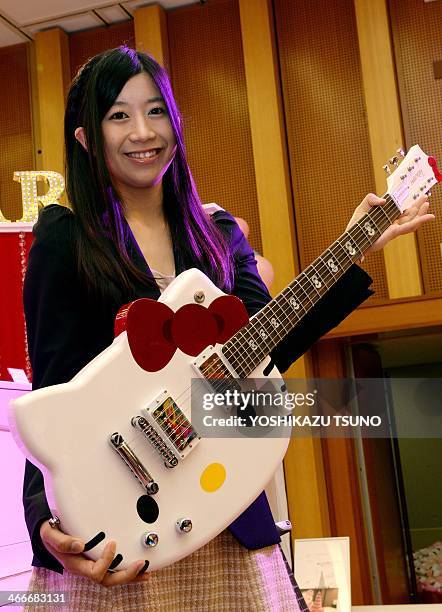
[294,537,351,612]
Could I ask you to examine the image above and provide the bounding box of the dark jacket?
[23,204,373,573]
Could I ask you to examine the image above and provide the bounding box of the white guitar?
[8,145,441,572]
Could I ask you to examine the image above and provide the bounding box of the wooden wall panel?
[389,0,442,296]
[352,344,411,603]
[167,0,262,253]
[0,44,33,221]
[69,22,135,78]
[312,339,373,604]
[274,0,389,302]
[354,0,422,299]
[35,29,70,183]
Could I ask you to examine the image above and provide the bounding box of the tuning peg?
[389,156,399,167]
[383,164,391,175]
[397,148,405,159]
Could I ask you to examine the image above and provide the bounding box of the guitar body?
[9,269,289,571]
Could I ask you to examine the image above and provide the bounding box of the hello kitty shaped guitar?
[9,145,441,572]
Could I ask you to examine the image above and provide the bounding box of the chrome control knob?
[146,482,159,495]
[142,532,159,547]
[176,518,193,533]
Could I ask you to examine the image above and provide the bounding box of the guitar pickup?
[142,391,200,460]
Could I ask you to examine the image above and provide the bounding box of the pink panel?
[0,383,32,578]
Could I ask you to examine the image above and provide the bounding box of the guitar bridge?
[132,416,179,468]
[109,432,159,494]
[142,391,200,460]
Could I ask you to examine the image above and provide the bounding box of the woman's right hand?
[39,520,150,587]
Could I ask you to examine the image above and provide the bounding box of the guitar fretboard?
[222,194,400,377]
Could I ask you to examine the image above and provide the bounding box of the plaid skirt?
[25,530,303,611]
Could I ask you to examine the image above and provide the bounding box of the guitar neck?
[222,193,400,377]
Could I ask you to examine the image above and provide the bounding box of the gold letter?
[13,171,66,222]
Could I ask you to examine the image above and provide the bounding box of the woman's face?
[101,72,177,195]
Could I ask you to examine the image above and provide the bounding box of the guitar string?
[126,192,425,462]
[222,197,399,373]
[118,180,433,471]
[175,198,398,391]
[137,197,401,437]
[129,197,402,439]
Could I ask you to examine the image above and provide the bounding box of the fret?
[263,304,287,339]
[223,330,245,359]
[279,287,305,320]
[223,354,247,378]
[348,222,372,252]
[255,308,285,344]
[221,190,406,378]
[315,253,339,286]
[339,234,362,260]
[312,251,340,292]
[223,307,281,374]
[248,317,273,354]
[369,213,383,235]
[328,240,352,271]
[371,203,389,232]
[319,250,341,279]
[295,275,317,305]
[287,284,310,315]
[386,198,401,220]
[253,314,285,361]
[379,202,395,225]
[300,270,324,298]
[223,332,252,373]
[283,285,308,317]
[246,323,273,367]
[310,260,332,290]
[375,205,392,231]
[273,296,295,332]
[274,296,301,338]
[266,299,291,335]
[240,330,260,369]
[360,217,379,240]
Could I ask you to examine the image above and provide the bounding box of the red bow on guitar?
[115,295,249,372]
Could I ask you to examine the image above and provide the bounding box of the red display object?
[419,587,442,604]
[0,223,34,382]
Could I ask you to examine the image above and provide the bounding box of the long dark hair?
[65,46,233,302]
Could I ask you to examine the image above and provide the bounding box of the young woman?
[23,46,432,610]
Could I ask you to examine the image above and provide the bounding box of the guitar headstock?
[384,144,441,213]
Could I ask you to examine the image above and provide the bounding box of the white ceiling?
[0,0,199,48]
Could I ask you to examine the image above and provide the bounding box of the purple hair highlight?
[120,45,141,69]
[117,46,234,290]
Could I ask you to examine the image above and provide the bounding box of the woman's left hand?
[346,193,435,256]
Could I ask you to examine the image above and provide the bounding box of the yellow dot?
[200,463,226,493]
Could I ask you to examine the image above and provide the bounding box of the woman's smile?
[124,148,162,164]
